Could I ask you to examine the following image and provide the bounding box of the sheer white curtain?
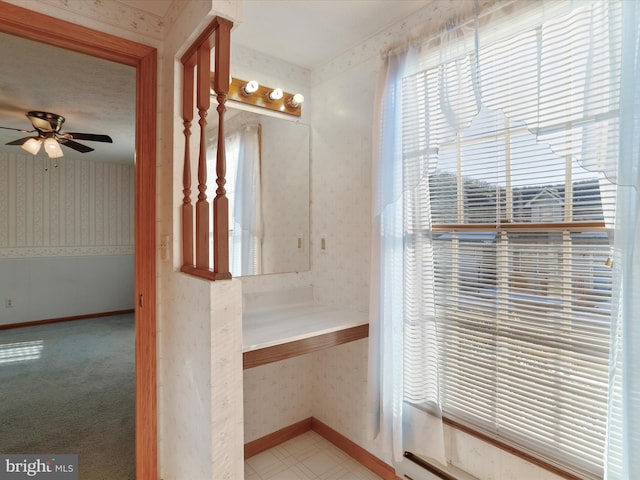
[605,2,640,479]
[368,43,447,465]
[231,124,263,276]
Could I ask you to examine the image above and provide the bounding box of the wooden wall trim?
[311,418,400,480]
[243,324,369,369]
[244,418,313,459]
[135,44,158,480]
[0,3,158,479]
[0,2,153,65]
[244,417,400,479]
[0,310,135,330]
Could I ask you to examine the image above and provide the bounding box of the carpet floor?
[0,314,135,479]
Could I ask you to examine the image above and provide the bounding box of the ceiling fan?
[0,111,112,158]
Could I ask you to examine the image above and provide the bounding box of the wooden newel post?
[212,19,232,278]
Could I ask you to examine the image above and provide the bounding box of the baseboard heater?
[397,452,460,480]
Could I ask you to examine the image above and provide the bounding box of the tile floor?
[244,431,383,479]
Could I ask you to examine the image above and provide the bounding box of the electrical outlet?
[5,298,14,308]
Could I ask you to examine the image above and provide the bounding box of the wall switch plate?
[320,234,327,253]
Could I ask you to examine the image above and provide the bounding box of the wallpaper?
[231,43,310,96]
[12,0,182,41]
[243,353,314,443]
[159,275,244,480]
[0,152,134,257]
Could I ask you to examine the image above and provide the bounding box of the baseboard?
[0,309,135,330]
[244,417,400,479]
[244,417,313,458]
[311,418,400,480]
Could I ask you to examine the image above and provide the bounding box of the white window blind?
[402,2,620,478]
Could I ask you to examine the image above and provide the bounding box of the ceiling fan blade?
[0,126,33,133]
[5,136,34,146]
[60,138,94,153]
[65,132,113,143]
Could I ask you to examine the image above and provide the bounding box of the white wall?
[0,255,133,324]
[0,152,135,325]
[159,273,244,480]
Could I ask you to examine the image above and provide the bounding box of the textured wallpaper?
[10,0,185,41]
[0,152,134,257]
[243,353,314,443]
[158,275,244,480]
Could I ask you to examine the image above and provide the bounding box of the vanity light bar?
[218,75,303,117]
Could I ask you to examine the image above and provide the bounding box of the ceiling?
[231,0,431,69]
[0,32,136,164]
[0,0,431,164]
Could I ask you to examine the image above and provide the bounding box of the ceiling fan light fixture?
[44,137,64,158]
[21,137,42,155]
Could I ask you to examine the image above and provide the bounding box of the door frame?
[0,3,158,479]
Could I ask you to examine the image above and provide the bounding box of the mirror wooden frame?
[0,3,158,479]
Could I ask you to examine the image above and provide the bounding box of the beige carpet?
[0,314,135,480]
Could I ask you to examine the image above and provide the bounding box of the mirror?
[208,107,310,276]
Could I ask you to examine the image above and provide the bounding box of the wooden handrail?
[180,16,233,281]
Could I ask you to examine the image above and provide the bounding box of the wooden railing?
[180,17,233,280]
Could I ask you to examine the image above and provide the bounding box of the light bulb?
[268,88,283,101]
[288,93,305,108]
[242,80,259,95]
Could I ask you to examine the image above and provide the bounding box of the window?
[401,2,620,478]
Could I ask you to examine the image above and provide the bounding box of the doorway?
[0,3,158,479]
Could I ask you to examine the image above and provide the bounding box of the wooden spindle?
[195,40,211,269]
[180,16,233,280]
[212,19,232,278]
[182,61,195,267]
